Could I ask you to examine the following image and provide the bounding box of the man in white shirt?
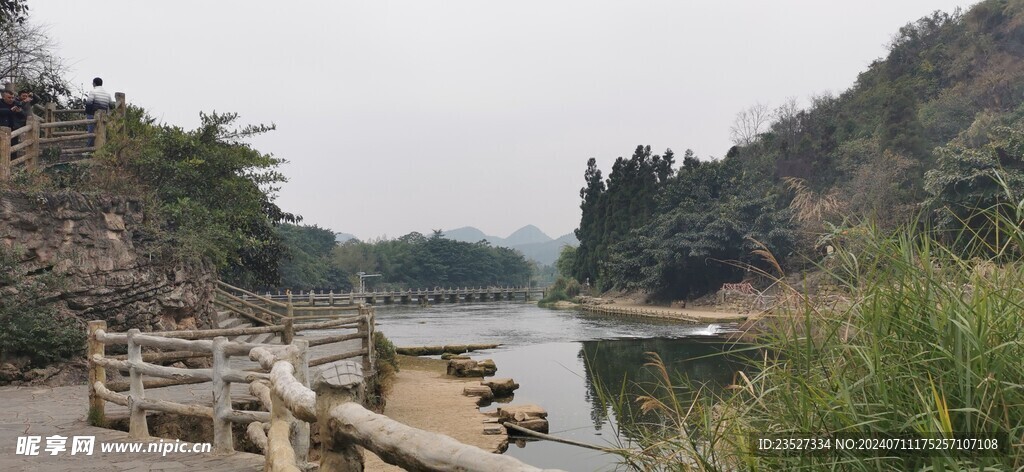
[86,77,111,146]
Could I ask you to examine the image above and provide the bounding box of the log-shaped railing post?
[87,320,107,426]
[126,329,149,438]
[114,92,126,118]
[0,126,10,181]
[314,368,364,471]
[94,110,107,149]
[27,115,40,169]
[281,317,294,345]
[287,290,294,320]
[359,306,375,377]
[212,336,234,454]
[44,103,55,138]
[291,340,311,467]
[266,380,298,471]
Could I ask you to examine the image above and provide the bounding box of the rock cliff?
[0,191,216,333]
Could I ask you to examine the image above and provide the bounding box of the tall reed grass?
[606,197,1024,470]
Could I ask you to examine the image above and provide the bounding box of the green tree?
[555,245,577,278]
[924,121,1024,244]
[95,108,296,287]
[573,146,674,288]
[276,224,351,291]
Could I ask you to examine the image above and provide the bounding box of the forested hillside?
[276,226,534,291]
[571,0,1024,299]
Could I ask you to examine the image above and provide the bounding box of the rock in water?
[446,358,498,377]
[482,378,520,396]
[498,404,549,434]
[463,385,494,401]
[497,404,548,421]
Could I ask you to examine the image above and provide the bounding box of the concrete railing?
[249,344,563,472]
[248,285,548,307]
[85,306,375,456]
[87,321,275,454]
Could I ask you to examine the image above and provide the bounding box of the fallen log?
[396,343,500,356]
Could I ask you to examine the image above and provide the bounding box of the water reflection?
[579,338,752,443]
[373,303,752,471]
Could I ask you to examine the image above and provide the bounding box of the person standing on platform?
[85,77,111,146]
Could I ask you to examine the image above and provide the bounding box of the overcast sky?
[31,1,976,240]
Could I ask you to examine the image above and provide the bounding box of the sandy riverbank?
[363,355,506,471]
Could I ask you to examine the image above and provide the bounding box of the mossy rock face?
[440,353,470,360]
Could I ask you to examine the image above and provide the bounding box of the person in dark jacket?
[0,89,28,145]
[12,89,32,130]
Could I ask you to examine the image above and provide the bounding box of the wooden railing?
[86,305,375,456]
[0,93,125,181]
[250,344,562,472]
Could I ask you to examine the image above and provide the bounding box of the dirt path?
[363,356,506,471]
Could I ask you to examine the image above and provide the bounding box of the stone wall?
[0,191,216,332]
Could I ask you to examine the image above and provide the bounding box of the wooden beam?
[216,281,288,308]
[91,355,213,382]
[309,348,368,368]
[38,133,96,144]
[150,320,283,339]
[306,332,363,348]
[40,118,95,128]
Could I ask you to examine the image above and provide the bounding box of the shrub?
[0,247,84,367]
[365,331,399,411]
[538,277,582,307]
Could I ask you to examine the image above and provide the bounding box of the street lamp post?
[356,271,382,294]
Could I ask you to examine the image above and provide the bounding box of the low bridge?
[261,285,548,306]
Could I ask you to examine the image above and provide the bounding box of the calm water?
[374,302,749,472]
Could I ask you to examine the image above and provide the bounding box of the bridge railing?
[85,306,375,457]
[0,93,126,181]
[216,280,365,329]
[251,344,562,472]
[251,285,546,306]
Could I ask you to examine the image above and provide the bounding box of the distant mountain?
[514,239,576,266]
[441,225,577,265]
[441,226,495,244]
[554,232,579,245]
[335,233,357,243]
[503,224,553,246]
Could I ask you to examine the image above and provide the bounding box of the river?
[373,301,749,472]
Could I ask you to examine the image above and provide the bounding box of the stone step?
[249,332,277,345]
[219,317,251,330]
